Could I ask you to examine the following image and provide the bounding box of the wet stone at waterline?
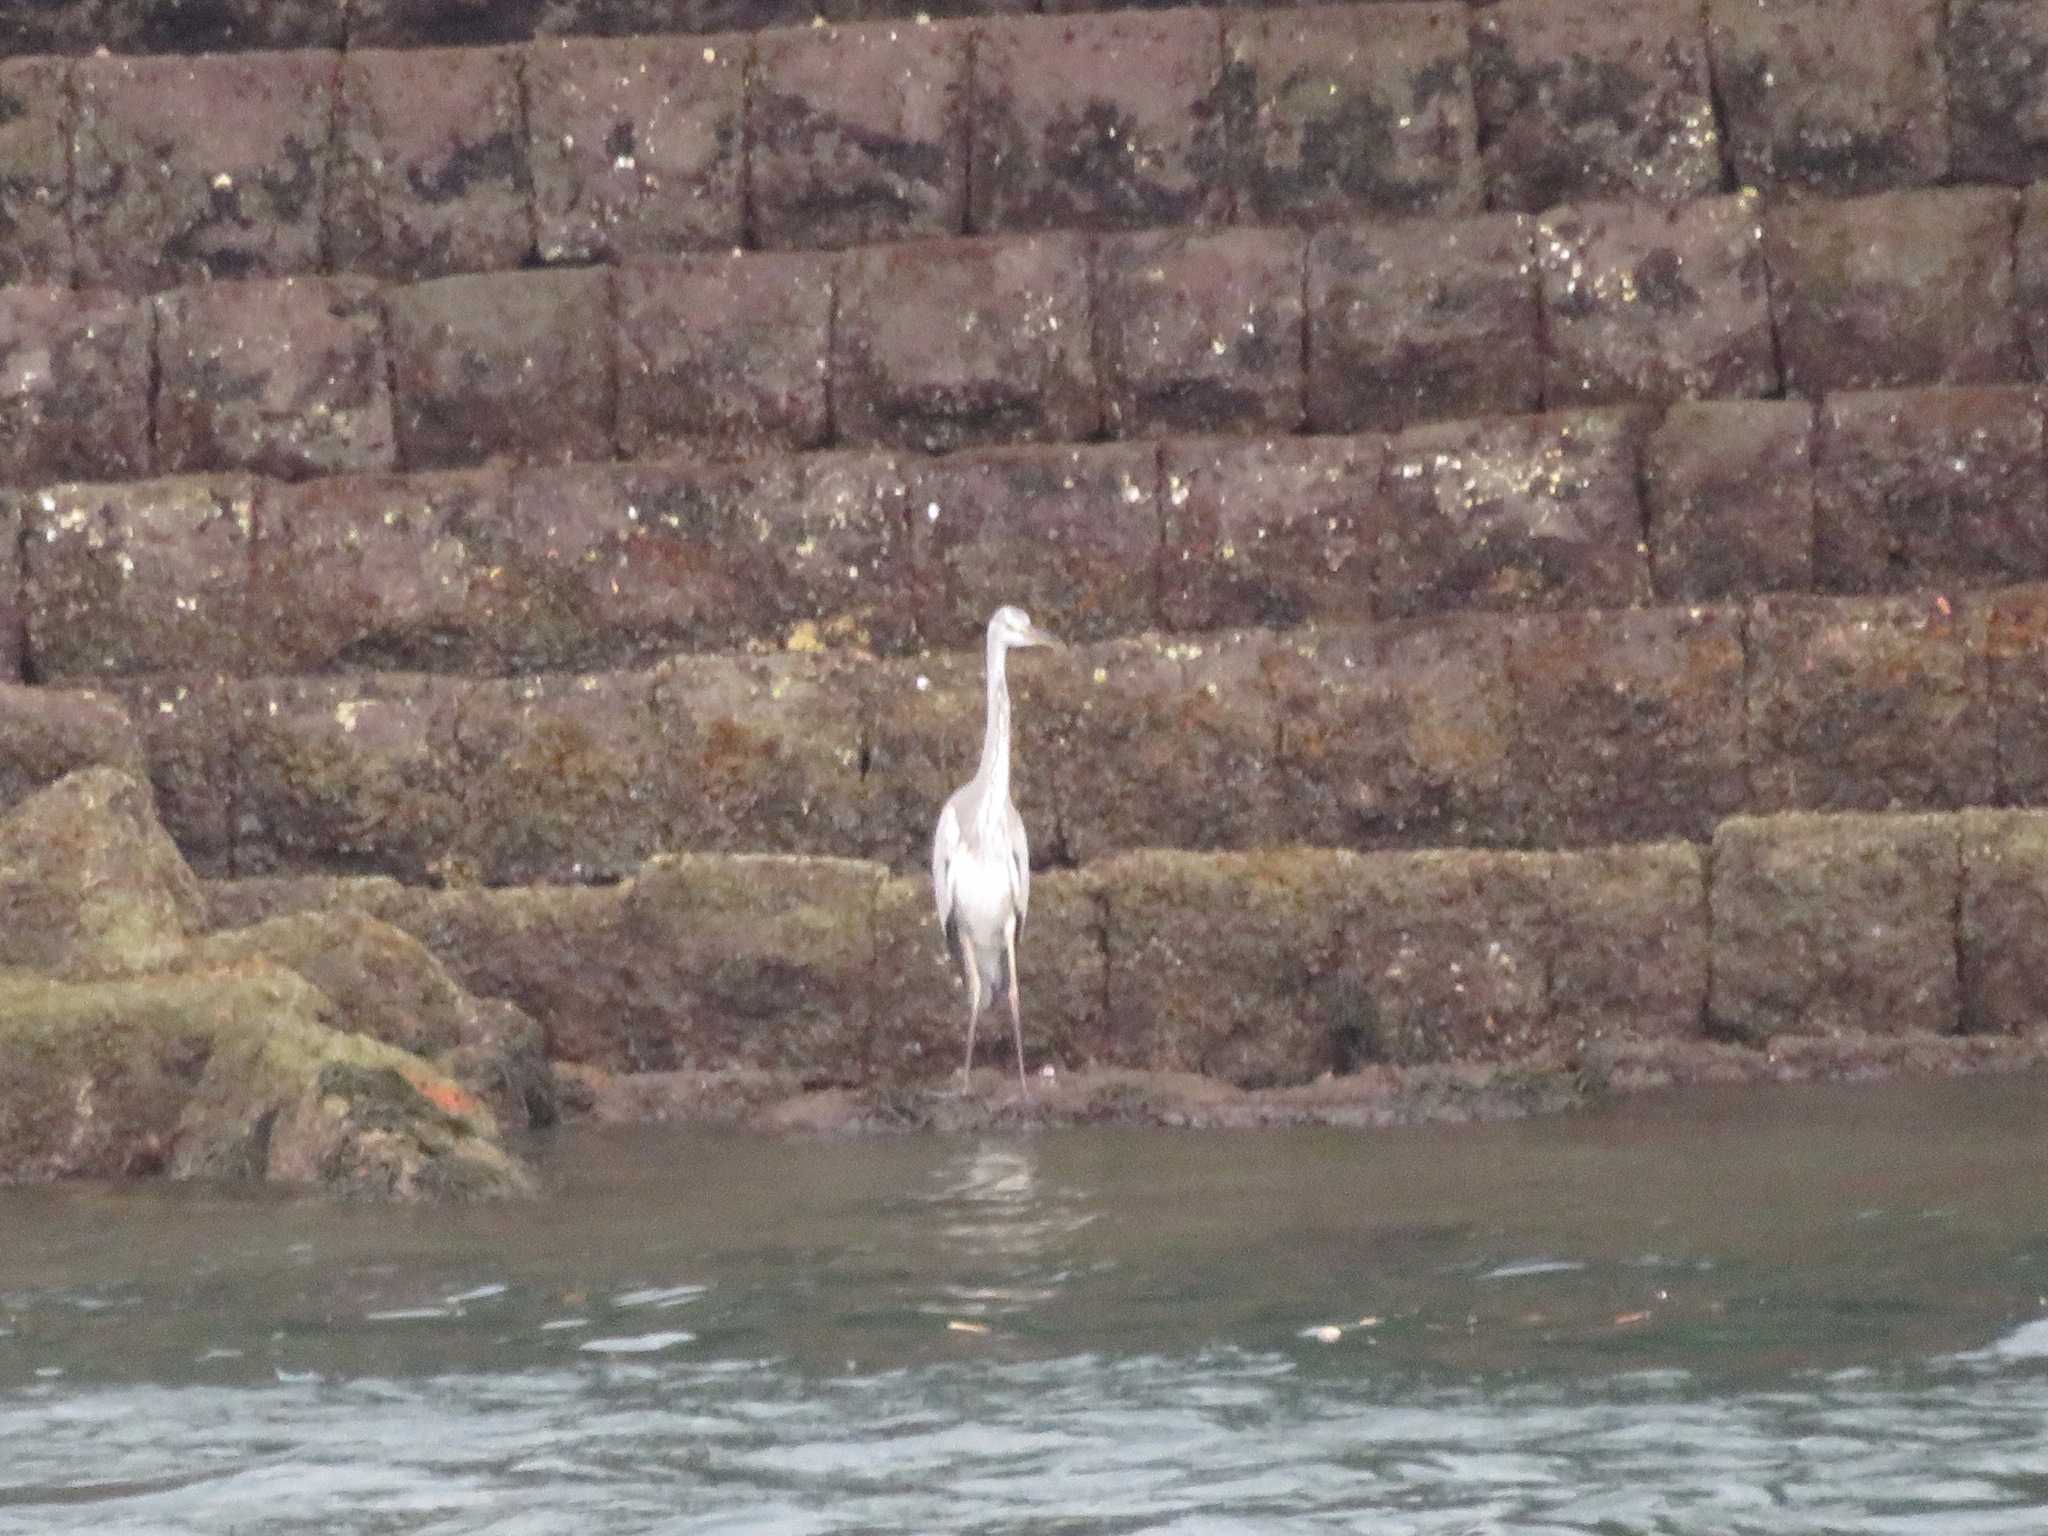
[1547,842,1707,1044]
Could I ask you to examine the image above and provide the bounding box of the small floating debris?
[1301,1324,1343,1345]
[1613,1311,1652,1327]
[1039,1064,1056,1081]
[579,1331,696,1355]
[612,1284,706,1310]
[947,1320,990,1335]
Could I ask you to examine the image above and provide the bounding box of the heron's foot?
[952,1066,976,1098]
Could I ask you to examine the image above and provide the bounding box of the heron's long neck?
[976,636,1012,808]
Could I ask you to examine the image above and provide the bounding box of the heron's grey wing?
[1007,801,1030,936]
[932,796,964,940]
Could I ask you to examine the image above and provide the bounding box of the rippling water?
[6,1073,2048,1533]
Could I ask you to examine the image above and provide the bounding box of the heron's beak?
[1021,622,1061,649]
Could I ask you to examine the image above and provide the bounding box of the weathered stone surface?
[1814,386,2048,593]
[909,441,1157,650]
[0,686,143,816]
[1708,0,1947,196]
[1306,213,1538,434]
[201,873,411,933]
[1960,810,2048,1035]
[1747,592,1992,812]
[2012,183,2048,383]
[1982,584,2048,805]
[178,909,555,1128]
[0,286,153,485]
[93,0,344,50]
[1264,616,1515,848]
[233,673,466,883]
[1507,604,1747,844]
[1377,407,1653,618]
[21,475,260,681]
[970,10,1227,233]
[1095,226,1305,438]
[329,46,531,280]
[0,497,14,683]
[1644,398,1815,601]
[750,18,968,248]
[0,57,72,287]
[525,34,744,261]
[1764,188,2021,393]
[1471,0,1722,210]
[1710,811,1959,1040]
[615,254,832,458]
[155,277,395,481]
[112,675,241,876]
[534,0,827,38]
[1159,433,1385,632]
[72,51,333,289]
[1548,843,1705,1043]
[449,670,664,885]
[1537,193,1776,406]
[1223,2,1479,225]
[384,269,615,469]
[1950,0,2048,183]
[347,0,543,45]
[833,234,1095,451]
[0,767,203,980]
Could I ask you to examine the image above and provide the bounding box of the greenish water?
[6,1073,2048,1532]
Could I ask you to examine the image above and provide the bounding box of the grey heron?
[931,605,1060,1092]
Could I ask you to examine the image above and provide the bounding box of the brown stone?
[383,269,615,469]
[1710,811,1959,1040]
[0,286,153,485]
[749,18,969,249]
[1306,212,1538,435]
[20,476,260,682]
[1950,0,2048,183]
[525,34,744,262]
[0,57,72,287]
[833,233,1096,452]
[155,277,395,482]
[1981,584,2048,805]
[1095,227,1305,438]
[1377,407,1653,619]
[347,0,544,45]
[1548,843,1706,1043]
[2011,184,2048,382]
[1960,810,2048,1035]
[1813,387,2048,592]
[1471,0,1723,210]
[72,51,334,289]
[1159,433,1385,632]
[112,675,242,876]
[0,685,144,817]
[1644,398,1815,601]
[1506,604,1748,844]
[329,46,531,280]
[1223,2,1479,225]
[1764,189,2022,392]
[969,10,1228,233]
[615,254,832,458]
[1707,0,1948,196]
[1537,193,1776,406]
[1747,592,1992,813]
[909,441,1157,650]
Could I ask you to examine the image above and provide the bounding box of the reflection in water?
[917,1141,1097,1319]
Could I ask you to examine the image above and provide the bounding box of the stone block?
[449,670,665,885]
[346,0,543,45]
[1095,226,1306,438]
[909,441,1157,650]
[1471,0,1723,210]
[21,476,260,682]
[2012,184,2048,382]
[72,51,333,289]
[1709,811,1960,1040]
[0,286,153,484]
[859,646,1019,875]
[1814,386,2048,592]
[1548,843,1706,1043]
[525,34,744,262]
[1960,810,2048,1035]
[0,497,16,682]
[615,253,832,458]
[1949,0,2048,183]
[384,269,615,469]
[832,233,1095,452]
[1980,584,2048,805]
[535,0,828,35]
[1306,212,1538,434]
[1377,407,1653,619]
[0,684,144,816]
[1707,0,1947,196]
[1223,2,1479,225]
[250,467,515,674]
[233,672,468,883]
[0,57,72,287]
[1537,193,1776,407]
[155,277,395,481]
[1764,189,2022,392]
[1158,433,1385,631]
[1747,592,1992,812]
[1506,604,1748,844]
[92,0,343,50]
[329,46,531,280]
[969,10,1228,233]
[111,675,243,876]
[1644,398,1815,601]
[749,18,969,248]
[1264,615,1516,848]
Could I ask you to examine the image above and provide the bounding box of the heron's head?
[988,605,1060,651]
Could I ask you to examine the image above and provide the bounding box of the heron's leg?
[1006,917,1028,1095]
[958,945,982,1092]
